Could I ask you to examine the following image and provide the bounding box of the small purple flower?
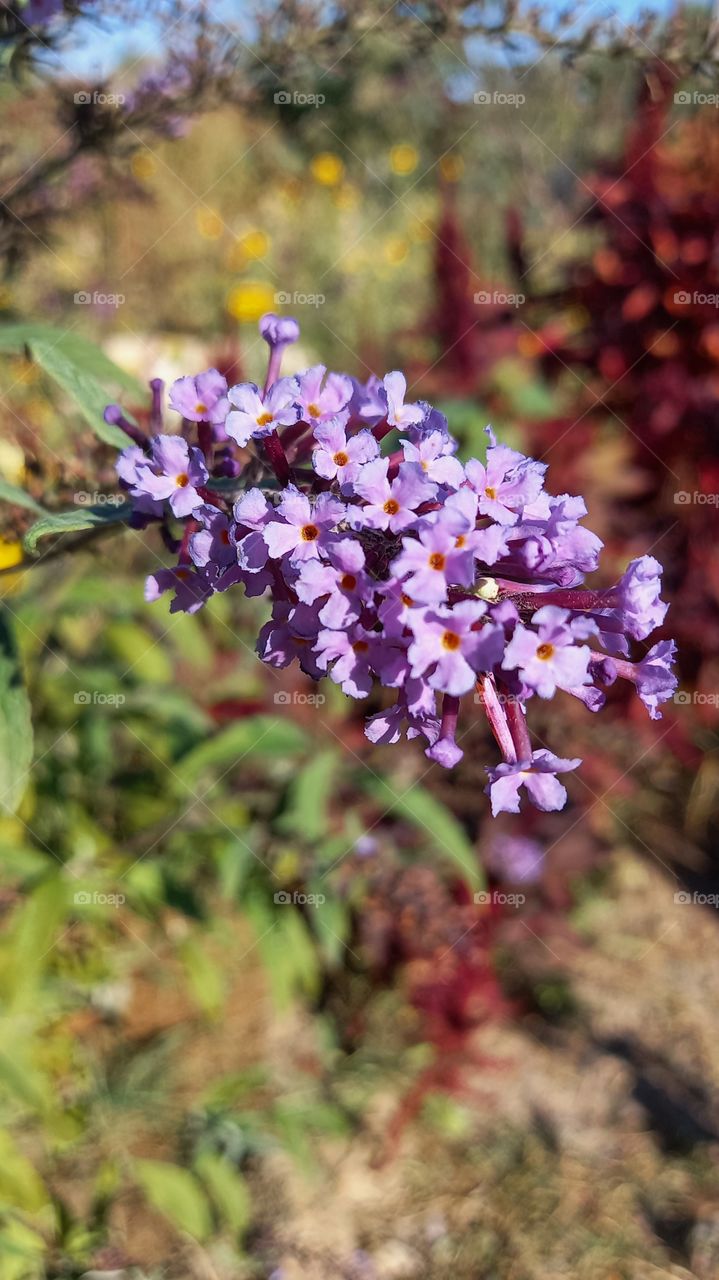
[465,444,546,526]
[486,751,582,816]
[169,368,229,425]
[382,371,424,429]
[259,312,300,348]
[315,622,377,698]
[225,378,300,447]
[349,374,388,426]
[352,459,435,533]
[391,518,474,604]
[631,638,678,719]
[312,419,379,486]
[616,556,669,640]
[296,365,353,423]
[189,506,236,568]
[502,605,592,698]
[124,435,208,518]
[145,565,211,614]
[295,538,369,627]
[407,601,504,696]
[116,445,164,517]
[263,487,345,562]
[400,431,464,489]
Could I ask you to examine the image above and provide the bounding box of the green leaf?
[177,716,307,787]
[23,501,133,555]
[8,876,66,1005]
[0,479,46,517]
[0,607,33,817]
[364,778,482,890]
[275,749,337,842]
[180,938,225,1018]
[195,1153,251,1236]
[0,1132,49,1213]
[134,1159,212,1241]
[0,324,145,448]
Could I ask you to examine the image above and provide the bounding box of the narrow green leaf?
[0,478,46,517]
[134,1159,212,1241]
[195,1153,251,1235]
[177,716,307,786]
[364,778,482,890]
[23,501,133,555]
[0,607,33,816]
[275,749,337,841]
[0,324,146,447]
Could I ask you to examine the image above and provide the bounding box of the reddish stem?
[477,675,516,763]
[261,430,291,485]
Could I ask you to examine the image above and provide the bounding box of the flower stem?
[261,430,291,485]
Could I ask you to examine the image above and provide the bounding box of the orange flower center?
[353,639,369,653]
[401,593,414,607]
[176,473,189,487]
[536,642,555,660]
[301,524,320,542]
[256,411,274,427]
[485,485,497,500]
[195,401,208,415]
[340,573,357,590]
[441,630,461,651]
[307,402,321,418]
[455,534,466,548]
[428,552,446,571]
[383,498,400,515]
[333,451,349,467]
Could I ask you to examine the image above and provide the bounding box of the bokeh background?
[1,2,719,1277]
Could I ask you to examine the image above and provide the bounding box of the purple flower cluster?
[110,314,677,816]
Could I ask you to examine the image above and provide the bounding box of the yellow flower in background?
[311,152,344,187]
[196,208,224,240]
[440,153,464,183]
[242,230,270,259]
[226,281,275,323]
[384,236,409,265]
[390,143,419,176]
[226,231,270,270]
[0,537,23,596]
[0,441,26,485]
[131,152,157,181]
